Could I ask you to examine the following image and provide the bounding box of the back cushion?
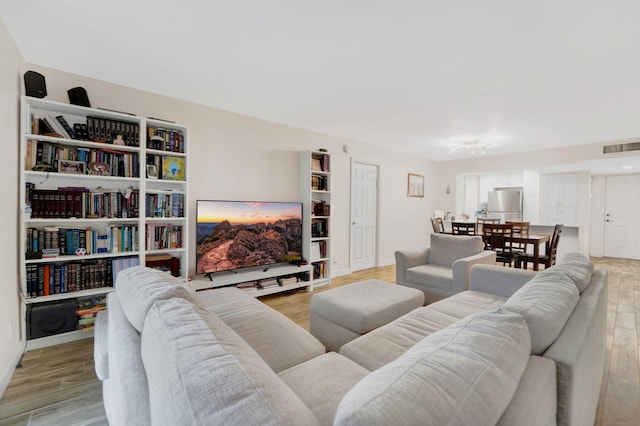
[427,233,485,267]
[116,266,199,331]
[141,297,319,426]
[552,253,595,293]
[505,271,579,355]
[334,307,531,426]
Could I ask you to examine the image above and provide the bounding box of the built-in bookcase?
[19,96,188,349]
[299,150,332,287]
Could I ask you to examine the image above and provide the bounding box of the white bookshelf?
[299,150,332,288]
[19,96,189,349]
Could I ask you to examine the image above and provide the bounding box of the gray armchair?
[395,233,496,304]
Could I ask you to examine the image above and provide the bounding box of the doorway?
[350,161,378,272]
[604,174,640,259]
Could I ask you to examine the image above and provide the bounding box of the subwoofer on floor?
[27,300,78,340]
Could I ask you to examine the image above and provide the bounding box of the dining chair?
[506,221,530,253]
[430,217,445,233]
[482,223,519,267]
[451,221,476,235]
[518,224,563,270]
[476,217,500,235]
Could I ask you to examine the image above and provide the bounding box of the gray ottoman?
[310,279,425,352]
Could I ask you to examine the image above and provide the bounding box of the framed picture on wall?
[407,173,424,198]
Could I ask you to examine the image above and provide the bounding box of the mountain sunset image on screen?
[195,200,303,274]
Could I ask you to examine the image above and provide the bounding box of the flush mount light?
[448,141,493,155]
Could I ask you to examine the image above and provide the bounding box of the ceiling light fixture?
[448,141,493,155]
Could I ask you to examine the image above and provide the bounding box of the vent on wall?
[603,142,640,154]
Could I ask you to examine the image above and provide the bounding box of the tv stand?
[190,263,312,298]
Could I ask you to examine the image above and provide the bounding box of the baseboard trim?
[0,341,25,399]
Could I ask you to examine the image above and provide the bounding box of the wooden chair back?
[482,223,518,266]
[430,217,445,233]
[506,221,530,251]
[451,221,476,235]
[476,217,500,235]
[547,224,564,267]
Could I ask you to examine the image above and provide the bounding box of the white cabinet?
[541,173,577,225]
[20,96,188,349]
[299,150,331,288]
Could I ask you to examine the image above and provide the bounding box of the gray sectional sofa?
[94,253,606,425]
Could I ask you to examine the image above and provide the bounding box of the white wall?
[0,17,24,396]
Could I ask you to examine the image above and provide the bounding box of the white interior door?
[604,174,640,259]
[350,162,378,272]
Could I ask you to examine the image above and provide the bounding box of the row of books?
[147,127,185,153]
[312,200,331,216]
[32,114,140,146]
[146,224,183,250]
[25,256,140,298]
[311,175,328,191]
[311,219,329,238]
[310,241,328,261]
[25,140,140,178]
[311,153,330,172]
[145,192,185,218]
[76,295,107,331]
[26,224,139,256]
[27,185,140,219]
[25,259,113,297]
[312,262,327,280]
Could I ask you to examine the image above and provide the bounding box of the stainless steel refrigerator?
[487,187,523,222]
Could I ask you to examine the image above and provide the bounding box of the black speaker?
[68,87,91,107]
[28,300,78,340]
[24,71,47,98]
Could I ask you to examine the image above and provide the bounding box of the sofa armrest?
[468,264,537,297]
[94,309,109,381]
[542,269,608,426]
[451,250,497,294]
[395,247,430,285]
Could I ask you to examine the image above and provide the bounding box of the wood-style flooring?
[0,258,637,425]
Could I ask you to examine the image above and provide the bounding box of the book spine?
[55,115,77,139]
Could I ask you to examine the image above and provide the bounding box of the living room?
[1,4,640,424]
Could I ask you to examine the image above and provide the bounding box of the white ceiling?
[2,1,640,163]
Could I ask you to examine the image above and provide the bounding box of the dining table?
[511,233,551,271]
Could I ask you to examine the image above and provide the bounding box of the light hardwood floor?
[0,258,637,425]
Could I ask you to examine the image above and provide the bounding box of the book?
[55,115,77,139]
[41,116,65,137]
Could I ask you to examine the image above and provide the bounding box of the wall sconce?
[445,185,451,194]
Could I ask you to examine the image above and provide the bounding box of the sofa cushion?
[334,307,531,426]
[340,306,459,371]
[427,290,508,320]
[405,264,452,290]
[141,297,319,426]
[198,287,326,373]
[278,352,369,426]
[552,253,595,293]
[116,266,199,331]
[505,271,579,355]
[340,290,507,371]
[427,233,485,267]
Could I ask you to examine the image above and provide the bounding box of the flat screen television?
[196,200,303,275]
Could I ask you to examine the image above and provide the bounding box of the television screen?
[196,200,303,275]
